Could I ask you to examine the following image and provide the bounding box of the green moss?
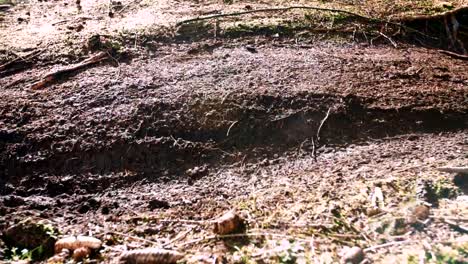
[3,219,59,261]
[434,178,459,199]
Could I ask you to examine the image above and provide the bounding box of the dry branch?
[30,51,108,90]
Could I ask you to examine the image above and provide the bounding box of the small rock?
[148,199,170,210]
[341,247,365,264]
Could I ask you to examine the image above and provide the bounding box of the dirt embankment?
[1,42,467,192]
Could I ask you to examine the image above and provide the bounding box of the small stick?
[316,107,332,143]
[443,219,468,233]
[364,240,413,252]
[311,137,317,161]
[378,31,397,48]
[431,216,468,222]
[226,121,238,137]
[436,166,468,174]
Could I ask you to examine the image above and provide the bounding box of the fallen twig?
[431,216,468,222]
[436,166,468,174]
[316,107,332,143]
[364,240,413,252]
[30,51,108,90]
[378,31,398,48]
[226,121,238,137]
[443,219,468,234]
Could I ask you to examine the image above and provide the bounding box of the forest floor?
[0,0,467,263]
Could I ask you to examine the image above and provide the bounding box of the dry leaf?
[118,248,184,264]
[55,236,102,253]
[72,247,91,261]
[212,210,245,235]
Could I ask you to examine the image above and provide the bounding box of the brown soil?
[1,1,467,263]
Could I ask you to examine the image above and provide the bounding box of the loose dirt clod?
[341,246,365,264]
[412,205,431,221]
[54,236,102,253]
[118,248,184,264]
[212,210,245,235]
[72,246,91,261]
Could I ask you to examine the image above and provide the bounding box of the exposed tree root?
[395,6,468,22]
[439,50,468,60]
[397,6,468,54]
[176,5,400,27]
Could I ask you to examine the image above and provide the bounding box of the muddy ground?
[0,0,468,263]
